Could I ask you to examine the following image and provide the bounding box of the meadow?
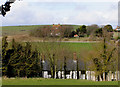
[2,25,42,36]
[7,41,95,53]
[2,25,80,36]
[31,42,94,52]
[2,78,118,85]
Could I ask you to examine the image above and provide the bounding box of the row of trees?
[74,24,113,37]
[30,24,113,38]
[30,25,74,38]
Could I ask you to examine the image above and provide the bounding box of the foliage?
[104,25,113,32]
[95,28,103,37]
[30,26,52,37]
[86,24,99,36]
[2,37,40,77]
[76,25,87,37]
[81,29,117,81]
[2,36,8,76]
[60,25,74,38]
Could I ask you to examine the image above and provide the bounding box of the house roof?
[41,58,86,71]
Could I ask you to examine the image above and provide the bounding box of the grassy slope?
[2,25,41,36]
[31,42,94,52]
[2,78,118,85]
[2,25,80,36]
[8,42,94,55]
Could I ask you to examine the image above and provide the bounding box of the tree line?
[30,24,113,38]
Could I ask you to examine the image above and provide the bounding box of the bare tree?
[81,29,117,81]
[60,25,73,38]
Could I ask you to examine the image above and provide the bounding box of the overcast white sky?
[0,0,119,28]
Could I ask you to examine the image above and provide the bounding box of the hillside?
[2,25,80,36]
[2,25,81,41]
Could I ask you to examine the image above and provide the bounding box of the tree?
[60,25,73,38]
[39,38,73,79]
[86,24,99,36]
[2,36,9,76]
[99,29,117,81]
[30,26,52,38]
[104,25,113,32]
[95,28,103,37]
[76,25,86,37]
[64,56,67,79]
[69,31,76,37]
[2,37,40,77]
[81,29,117,81]
[103,25,113,39]
[76,57,79,79]
[39,41,58,78]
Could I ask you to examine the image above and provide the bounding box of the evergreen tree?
[2,36,8,76]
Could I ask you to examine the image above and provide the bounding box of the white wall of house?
[91,71,95,81]
[73,71,77,79]
[48,75,51,78]
[43,71,48,78]
[70,71,72,79]
[58,71,61,79]
[42,70,120,81]
[79,71,81,79]
[62,71,64,79]
[86,71,91,80]
[107,71,111,81]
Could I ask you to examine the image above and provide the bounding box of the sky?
[0,0,119,28]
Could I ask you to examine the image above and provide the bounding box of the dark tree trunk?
[77,57,79,79]
[72,71,73,79]
[98,75,100,81]
[64,56,67,79]
[56,71,58,79]
[60,71,62,79]
[53,54,55,79]
[40,58,43,77]
[53,70,55,79]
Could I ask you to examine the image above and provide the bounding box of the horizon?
[1,24,117,29]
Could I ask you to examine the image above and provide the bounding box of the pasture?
[2,78,118,85]
[31,42,94,52]
[2,25,42,36]
[8,41,95,53]
[2,25,80,36]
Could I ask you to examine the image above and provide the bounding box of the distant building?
[51,24,61,36]
[74,34,79,38]
[115,26,120,32]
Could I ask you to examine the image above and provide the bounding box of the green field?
[2,25,80,36]
[2,78,118,85]
[8,42,94,53]
[31,42,94,52]
[2,25,41,36]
